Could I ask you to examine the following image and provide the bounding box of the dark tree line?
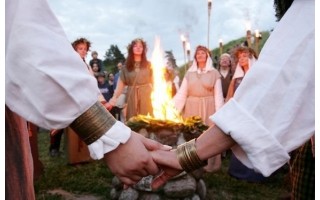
[273,0,294,21]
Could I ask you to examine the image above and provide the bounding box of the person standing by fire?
[109,38,153,121]
[173,45,224,172]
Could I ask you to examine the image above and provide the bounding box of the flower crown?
[127,38,147,51]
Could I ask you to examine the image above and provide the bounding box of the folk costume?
[110,61,153,121]
[173,52,224,126]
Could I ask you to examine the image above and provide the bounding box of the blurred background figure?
[218,53,233,101]
[49,129,64,157]
[91,63,100,77]
[114,62,123,90]
[172,69,181,96]
[97,72,113,105]
[113,62,127,122]
[89,50,103,72]
[164,67,176,97]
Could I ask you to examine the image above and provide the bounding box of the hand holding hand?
[109,96,117,107]
[50,129,61,136]
[151,149,183,190]
[101,101,113,111]
[105,102,113,111]
[103,132,171,187]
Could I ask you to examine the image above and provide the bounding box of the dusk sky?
[48,0,277,66]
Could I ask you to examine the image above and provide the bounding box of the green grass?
[35,130,290,200]
[203,154,291,200]
[34,131,113,199]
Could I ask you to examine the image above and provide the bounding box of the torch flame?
[150,36,183,122]
[180,34,186,42]
[255,29,260,37]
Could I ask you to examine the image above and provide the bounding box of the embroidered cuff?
[70,101,116,145]
[70,101,131,160]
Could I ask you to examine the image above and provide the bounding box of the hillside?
[178,30,271,75]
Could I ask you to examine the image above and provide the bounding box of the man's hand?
[103,132,171,187]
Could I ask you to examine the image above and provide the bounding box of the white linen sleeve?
[173,76,180,91]
[214,78,224,111]
[210,0,314,176]
[109,78,125,106]
[173,77,188,112]
[6,0,100,129]
[5,0,131,159]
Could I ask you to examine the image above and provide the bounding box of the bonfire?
[126,36,208,145]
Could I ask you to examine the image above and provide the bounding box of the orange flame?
[150,36,182,122]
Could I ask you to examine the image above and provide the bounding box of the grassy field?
[35,130,291,200]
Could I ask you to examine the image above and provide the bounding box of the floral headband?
[127,38,147,51]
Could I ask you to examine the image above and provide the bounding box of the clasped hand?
[103,132,182,189]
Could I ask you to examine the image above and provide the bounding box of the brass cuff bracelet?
[70,101,117,145]
[176,138,207,172]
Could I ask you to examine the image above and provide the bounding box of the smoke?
[175,2,202,40]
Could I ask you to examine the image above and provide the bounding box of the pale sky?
[47,0,278,66]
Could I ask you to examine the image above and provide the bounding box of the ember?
[126,115,208,145]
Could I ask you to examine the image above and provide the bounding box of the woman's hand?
[151,149,183,190]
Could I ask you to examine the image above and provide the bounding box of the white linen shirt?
[210,0,314,177]
[5,0,130,160]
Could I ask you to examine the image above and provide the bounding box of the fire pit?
[127,115,208,146]
[109,115,209,200]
